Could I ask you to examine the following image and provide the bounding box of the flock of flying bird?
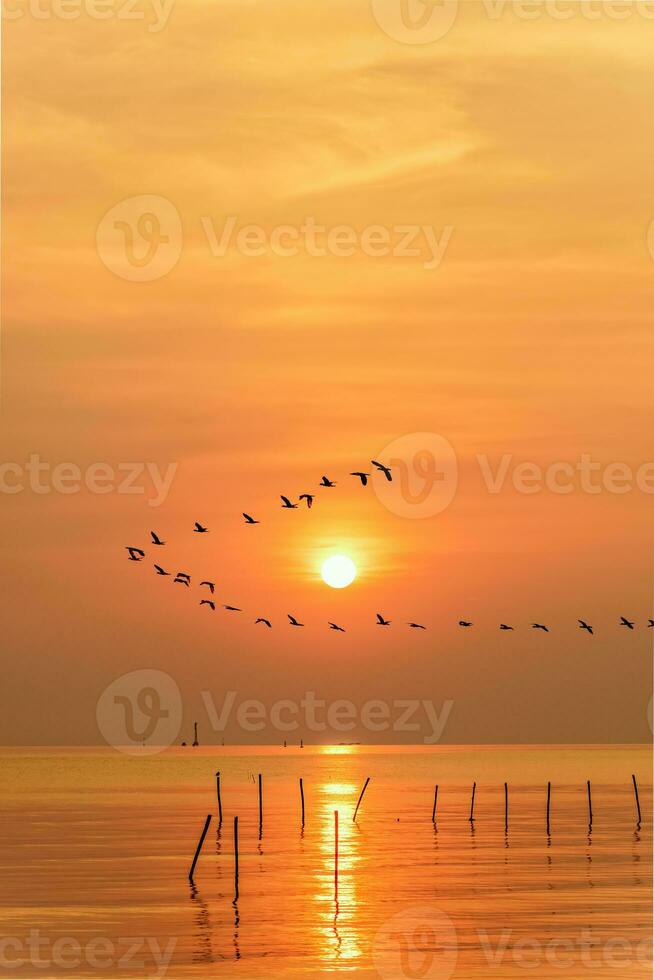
[124,459,654,635]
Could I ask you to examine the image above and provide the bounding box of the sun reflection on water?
[312,782,363,961]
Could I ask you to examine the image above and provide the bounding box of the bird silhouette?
[150,531,165,546]
[126,547,145,561]
[499,624,514,631]
[194,522,209,533]
[243,513,259,524]
[376,613,391,626]
[299,494,314,509]
[288,614,304,627]
[620,616,635,630]
[408,622,426,630]
[200,599,215,610]
[320,476,336,487]
[459,621,473,627]
[648,620,654,628]
[371,460,392,481]
[154,564,170,576]
[329,622,345,632]
[532,624,549,632]
[200,581,215,594]
[174,574,190,586]
[255,617,272,628]
[224,605,242,612]
[578,620,594,635]
[280,495,297,509]
[350,472,370,486]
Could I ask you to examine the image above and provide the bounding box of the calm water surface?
[0,745,651,979]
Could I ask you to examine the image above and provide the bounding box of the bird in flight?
[200,599,215,610]
[154,564,170,576]
[532,624,549,632]
[499,624,514,631]
[280,495,297,509]
[578,620,594,635]
[200,581,215,594]
[371,460,392,481]
[255,617,272,628]
[376,613,391,626]
[299,494,314,509]
[648,620,654,628]
[320,476,336,487]
[126,547,145,561]
[351,471,370,486]
[150,531,165,546]
[243,513,259,524]
[459,621,473,627]
[194,522,209,533]
[174,572,191,586]
[407,622,426,630]
[223,605,242,612]
[329,622,345,632]
[620,616,635,630]
[288,614,304,627]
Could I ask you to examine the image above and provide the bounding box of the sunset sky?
[3,0,654,745]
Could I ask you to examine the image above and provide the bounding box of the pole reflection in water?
[189,882,213,963]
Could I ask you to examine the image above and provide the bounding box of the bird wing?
[281,495,292,506]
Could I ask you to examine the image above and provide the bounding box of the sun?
[321,555,357,589]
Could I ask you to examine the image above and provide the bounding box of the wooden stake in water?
[258,773,263,833]
[334,810,339,899]
[587,780,593,826]
[632,774,642,824]
[504,782,508,832]
[216,771,223,825]
[469,782,476,822]
[546,782,551,834]
[353,777,370,822]
[188,814,212,882]
[300,778,305,826]
[234,815,239,900]
[432,785,438,822]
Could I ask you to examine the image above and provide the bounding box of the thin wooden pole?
[469,782,476,822]
[234,815,239,900]
[587,780,593,826]
[353,777,370,822]
[432,784,438,822]
[504,782,508,832]
[632,774,642,824]
[300,778,305,826]
[216,771,223,825]
[334,810,339,899]
[258,773,263,833]
[546,782,551,834]
[188,814,212,882]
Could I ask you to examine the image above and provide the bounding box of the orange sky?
[2,1,654,744]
